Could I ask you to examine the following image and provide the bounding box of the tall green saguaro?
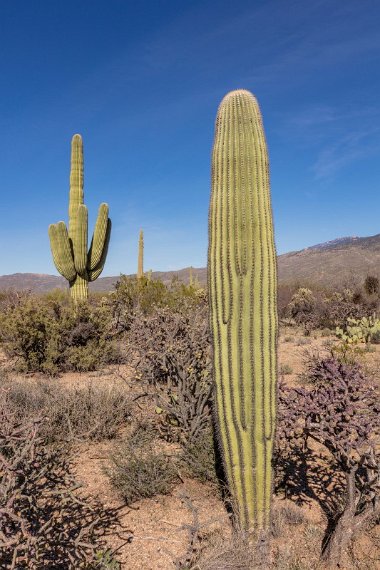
[48,134,111,301]
[208,90,278,532]
[137,229,144,278]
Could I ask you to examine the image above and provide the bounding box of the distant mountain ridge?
[278,233,380,287]
[1,233,380,292]
[303,236,359,251]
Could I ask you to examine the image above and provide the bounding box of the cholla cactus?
[278,357,380,567]
[288,287,316,325]
[48,135,111,301]
[336,315,380,344]
[208,90,278,532]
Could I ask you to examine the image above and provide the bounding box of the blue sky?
[1,0,380,275]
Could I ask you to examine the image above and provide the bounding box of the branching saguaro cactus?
[48,135,111,301]
[137,229,144,278]
[208,90,278,533]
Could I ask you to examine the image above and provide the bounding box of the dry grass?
[0,374,132,444]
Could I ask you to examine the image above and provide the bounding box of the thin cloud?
[312,128,380,179]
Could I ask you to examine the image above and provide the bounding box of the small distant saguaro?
[208,90,278,533]
[137,229,144,278]
[48,134,111,301]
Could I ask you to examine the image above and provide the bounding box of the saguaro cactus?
[208,90,278,532]
[137,229,144,278]
[48,134,111,301]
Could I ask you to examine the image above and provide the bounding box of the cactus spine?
[137,229,144,278]
[48,134,111,301]
[208,90,278,532]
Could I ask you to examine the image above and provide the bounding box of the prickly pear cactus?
[48,135,111,301]
[336,315,380,344]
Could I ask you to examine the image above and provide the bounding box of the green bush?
[0,295,122,374]
[107,426,178,504]
[110,275,205,332]
[280,364,293,375]
[181,427,219,485]
[94,550,121,569]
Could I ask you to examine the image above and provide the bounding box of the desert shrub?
[0,406,119,569]
[110,276,169,331]
[296,337,311,346]
[271,502,306,538]
[110,275,204,333]
[181,532,256,570]
[128,304,212,444]
[2,377,131,444]
[181,427,219,485]
[279,364,293,375]
[94,550,121,569]
[282,285,378,332]
[278,283,299,320]
[283,335,294,342]
[0,296,62,373]
[52,300,123,372]
[320,327,331,336]
[277,356,380,567]
[303,355,360,386]
[364,275,379,296]
[107,426,178,504]
[321,289,372,329]
[0,289,30,312]
[43,287,71,304]
[0,295,122,374]
[288,288,316,327]
[277,503,305,526]
[272,548,317,570]
[284,286,374,331]
[370,329,380,344]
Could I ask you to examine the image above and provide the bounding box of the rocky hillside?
[278,234,380,287]
[1,233,379,293]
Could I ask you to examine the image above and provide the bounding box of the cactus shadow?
[275,445,345,520]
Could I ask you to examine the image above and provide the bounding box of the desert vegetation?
[1,274,379,568]
[0,89,379,569]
